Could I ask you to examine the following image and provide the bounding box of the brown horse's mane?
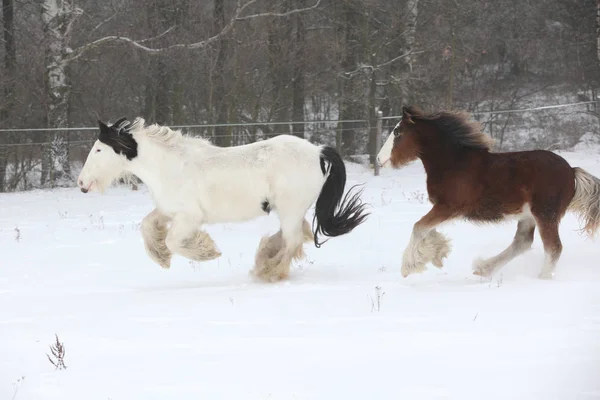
[406,105,495,151]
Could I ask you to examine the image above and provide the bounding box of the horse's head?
[77,117,138,194]
[377,106,421,169]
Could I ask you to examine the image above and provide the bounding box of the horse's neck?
[420,144,484,179]
[419,142,465,175]
[124,138,181,195]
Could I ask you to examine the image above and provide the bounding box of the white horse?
[77,117,369,281]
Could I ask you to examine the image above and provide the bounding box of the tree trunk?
[597,0,600,67]
[155,57,171,124]
[391,0,419,114]
[368,67,378,166]
[268,0,293,137]
[338,0,363,157]
[144,0,179,125]
[291,0,306,138]
[40,0,81,187]
[0,0,16,192]
[213,0,233,147]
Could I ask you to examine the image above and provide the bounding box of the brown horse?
[377,105,600,280]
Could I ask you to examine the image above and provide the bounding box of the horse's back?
[191,134,325,222]
[481,149,575,218]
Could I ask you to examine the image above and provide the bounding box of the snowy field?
[1,150,600,400]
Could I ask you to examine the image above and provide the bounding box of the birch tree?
[40,0,82,186]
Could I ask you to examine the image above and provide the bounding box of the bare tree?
[291,0,306,138]
[597,0,600,67]
[213,0,233,146]
[40,0,82,186]
[0,0,16,191]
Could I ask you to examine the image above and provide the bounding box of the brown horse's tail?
[568,167,600,237]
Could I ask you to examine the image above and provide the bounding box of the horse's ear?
[98,120,111,134]
[402,106,415,124]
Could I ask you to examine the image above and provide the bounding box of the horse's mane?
[126,117,212,147]
[407,106,495,151]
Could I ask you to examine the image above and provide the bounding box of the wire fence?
[0,100,598,193]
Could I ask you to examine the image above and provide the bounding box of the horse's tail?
[312,146,369,248]
[568,167,600,237]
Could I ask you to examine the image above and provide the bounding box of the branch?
[375,48,427,69]
[136,26,177,44]
[87,12,118,40]
[236,0,321,20]
[340,45,434,78]
[67,0,320,62]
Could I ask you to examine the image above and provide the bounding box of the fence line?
[0,126,371,148]
[0,118,367,133]
[380,100,600,120]
[1,100,598,133]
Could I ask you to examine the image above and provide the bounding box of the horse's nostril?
[78,179,83,187]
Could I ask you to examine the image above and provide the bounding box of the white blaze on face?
[376,132,395,167]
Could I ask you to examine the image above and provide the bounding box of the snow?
[2,150,600,400]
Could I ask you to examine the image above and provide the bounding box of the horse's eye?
[393,128,401,137]
[96,149,101,153]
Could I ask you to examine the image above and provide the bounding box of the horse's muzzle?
[80,187,88,193]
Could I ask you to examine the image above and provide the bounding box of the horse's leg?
[535,218,562,280]
[140,208,172,268]
[402,205,453,278]
[472,216,536,277]
[165,213,222,263]
[253,216,306,282]
[425,229,452,269]
[302,218,314,244]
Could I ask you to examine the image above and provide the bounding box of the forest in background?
[0,0,599,191]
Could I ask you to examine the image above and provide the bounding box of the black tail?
[312,146,370,248]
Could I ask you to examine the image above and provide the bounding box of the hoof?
[249,268,289,283]
[431,255,446,269]
[149,252,172,269]
[472,257,493,278]
[401,261,427,278]
[538,271,555,280]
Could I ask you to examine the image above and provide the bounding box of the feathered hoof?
[538,271,555,280]
[472,257,493,277]
[401,260,428,278]
[431,234,451,269]
[249,266,290,282]
[145,247,172,269]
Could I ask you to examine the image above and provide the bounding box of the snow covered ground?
[1,150,600,400]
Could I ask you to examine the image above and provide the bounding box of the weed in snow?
[47,334,67,370]
[11,376,25,400]
[189,260,201,272]
[88,214,105,230]
[369,285,385,312]
[14,227,21,242]
[380,190,391,206]
[297,256,315,271]
[402,190,426,204]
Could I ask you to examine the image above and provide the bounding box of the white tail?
[569,167,600,236]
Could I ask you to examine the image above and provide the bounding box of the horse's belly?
[201,184,270,224]
[202,197,267,224]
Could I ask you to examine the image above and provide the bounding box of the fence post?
[374,110,382,176]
